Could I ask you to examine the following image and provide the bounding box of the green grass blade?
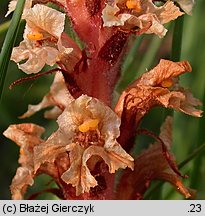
[171,16,184,61]
[116,36,143,92]
[0,21,11,36]
[0,0,26,101]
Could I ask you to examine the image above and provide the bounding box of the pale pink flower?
[11,4,73,74]
[102,0,184,37]
[34,95,134,195]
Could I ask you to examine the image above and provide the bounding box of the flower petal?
[61,144,98,196]
[156,88,203,117]
[85,95,121,140]
[115,59,202,149]
[3,123,44,148]
[25,4,65,38]
[137,59,192,87]
[102,0,183,37]
[84,145,134,173]
[116,117,192,199]
[4,124,45,199]
[11,45,60,74]
[10,167,34,200]
[20,73,74,118]
[34,130,71,172]
[5,0,32,17]
[57,95,93,134]
[168,0,195,15]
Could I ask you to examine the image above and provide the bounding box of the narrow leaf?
[0,0,26,100]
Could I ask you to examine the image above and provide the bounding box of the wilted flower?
[20,72,74,119]
[115,59,202,148]
[5,0,32,17]
[116,59,202,118]
[3,0,202,201]
[11,4,73,74]
[116,117,193,199]
[33,95,134,195]
[102,0,183,37]
[3,124,45,199]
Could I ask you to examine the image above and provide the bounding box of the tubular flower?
[102,0,183,37]
[115,59,202,148]
[3,124,45,199]
[116,59,202,120]
[11,4,73,74]
[33,95,134,196]
[20,72,74,119]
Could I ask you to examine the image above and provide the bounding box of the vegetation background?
[0,0,205,199]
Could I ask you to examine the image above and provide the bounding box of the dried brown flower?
[3,124,45,199]
[115,59,202,147]
[116,117,193,199]
[33,95,134,196]
[20,73,74,119]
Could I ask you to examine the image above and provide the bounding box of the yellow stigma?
[27,32,44,41]
[78,119,100,133]
[161,78,174,88]
[20,148,24,155]
[126,0,142,12]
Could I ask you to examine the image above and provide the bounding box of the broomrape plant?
[1,0,203,200]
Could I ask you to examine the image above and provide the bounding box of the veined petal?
[3,123,44,148]
[25,4,65,38]
[10,4,72,74]
[20,73,73,119]
[102,0,183,37]
[115,60,202,149]
[157,89,203,117]
[10,167,34,200]
[176,0,195,15]
[84,95,121,140]
[137,59,192,87]
[34,129,70,172]
[18,47,59,74]
[165,0,195,15]
[57,95,93,134]
[5,0,32,17]
[116,117,192,199]
[34,95,133,196]
[84,145,134,173]
[11,41,31,63]
[4,123,45,199]
[61,144,98,196]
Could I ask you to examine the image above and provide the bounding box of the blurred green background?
[0,0,205,199]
